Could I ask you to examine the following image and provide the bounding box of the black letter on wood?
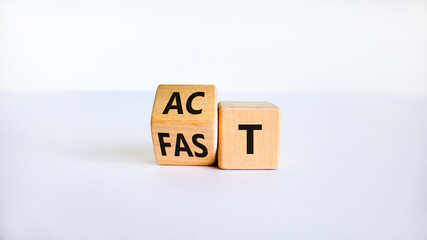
[175,133,193,157]
[192,134,208,157]
[158,133,171,156]
[163,92,183,114]
[186,92,205,114]
[238,124,262,154]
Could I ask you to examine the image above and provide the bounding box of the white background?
[1,0,427,95]
[1,1,427,239]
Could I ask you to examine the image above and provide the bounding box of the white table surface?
[0,92,426,240]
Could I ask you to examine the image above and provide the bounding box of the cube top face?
[151,84,217,166]
[152,85,217,126]
[218,101,281,170]
[219,101,278,109]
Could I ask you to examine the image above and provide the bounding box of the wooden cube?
[218,101,281,169]
[151,84,217,165]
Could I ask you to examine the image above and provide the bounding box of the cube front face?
[218,101,281,169]
[151,85,217,165]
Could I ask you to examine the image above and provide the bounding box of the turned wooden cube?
[218,101,281,169]
[151,84,217,165]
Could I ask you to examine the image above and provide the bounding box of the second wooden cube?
[218,101,281,169]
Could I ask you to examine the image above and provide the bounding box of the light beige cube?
[218,101,281,169]
[151,84,217,165]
